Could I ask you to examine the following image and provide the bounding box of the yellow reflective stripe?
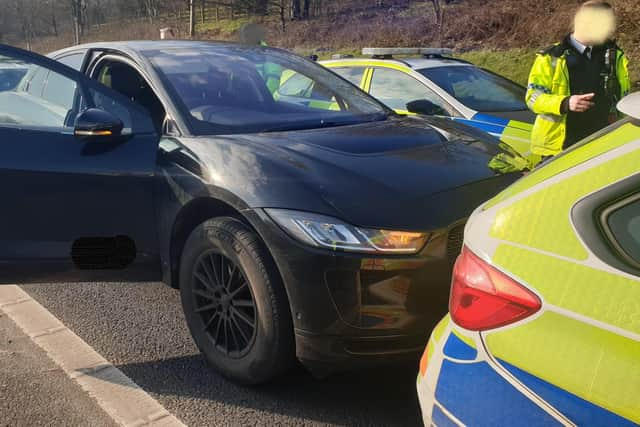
[485,122,640,210]
[431,315,450,344]
[490,141,640,259]
[323,60,412,74]
[493,244,640,334]
[485,311,640,424]
[362,68,373,92]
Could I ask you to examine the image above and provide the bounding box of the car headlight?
[265,209,429,254]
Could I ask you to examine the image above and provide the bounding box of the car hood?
[187,117,519,230]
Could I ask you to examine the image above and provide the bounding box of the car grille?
[446,224,465,266]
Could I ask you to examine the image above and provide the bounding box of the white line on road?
[0,285,186,427]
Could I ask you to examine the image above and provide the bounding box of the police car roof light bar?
[362,47,454,59]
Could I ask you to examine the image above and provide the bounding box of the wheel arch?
[168,197,247,288]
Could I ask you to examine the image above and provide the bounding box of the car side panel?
[464,130,640,424]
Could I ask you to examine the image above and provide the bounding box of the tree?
[70,0,87,45]
[189,0,195,38]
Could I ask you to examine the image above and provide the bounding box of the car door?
[368,67,455,116]
[0,44,161,284]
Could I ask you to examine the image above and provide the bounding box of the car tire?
[179,217,294,385]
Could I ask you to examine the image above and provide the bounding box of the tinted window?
[606,197,640,266]
[419,66,527,112]
[0,54,149,133]
[56,52,86,71]
[332,67,365,86]
[25,66,48,97]
[369,68,450,113]
[278,71,315,97]
[0,55,77,128]
[146,47,387,135]
[43,70,77,108]
[0,67,28,92]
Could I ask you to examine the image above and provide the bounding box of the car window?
[25,65,48,97]
[146,47,387,135]
[92,59,166,132]
[0,53,152,134]
[419,66,527,112]
[605,196,640,267]
[275,68,338,110]
[0,66,28,92]
[43,70,77,109]
[56,52,86,71]
[332,67,366,86]
[278,70,315,97]
[0,55,77,129]
[369,67,450,113]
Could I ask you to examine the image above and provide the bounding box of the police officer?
[526,1,631,160]
[238,23,282,94]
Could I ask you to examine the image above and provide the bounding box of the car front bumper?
[244,209,465,374]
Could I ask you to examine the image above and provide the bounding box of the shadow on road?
[115,354,423,426]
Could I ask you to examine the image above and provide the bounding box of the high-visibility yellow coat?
[526,43,631,157]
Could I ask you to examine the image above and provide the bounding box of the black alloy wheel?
[192,251,257,358]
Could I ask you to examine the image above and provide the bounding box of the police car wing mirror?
[74,108,124,141]
[406,99,449,117]
[617,92,640,122]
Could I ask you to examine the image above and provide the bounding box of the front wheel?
[179,217,294,384]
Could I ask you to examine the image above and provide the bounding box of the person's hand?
[569,93,595,112]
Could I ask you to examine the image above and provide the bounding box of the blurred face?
[573,6,617,46]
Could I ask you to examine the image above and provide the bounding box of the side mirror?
[74,108,123,140]
[406,99,450,117]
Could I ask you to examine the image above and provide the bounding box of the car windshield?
[145,46,389,135]
[419,66,527,112]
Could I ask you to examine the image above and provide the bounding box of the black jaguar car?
[0,41,517,384]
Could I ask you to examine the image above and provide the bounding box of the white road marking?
[0,285,186,427]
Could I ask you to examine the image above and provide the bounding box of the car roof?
[48,40,283,59]
[322,56,473,70]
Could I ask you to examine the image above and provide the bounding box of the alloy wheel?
[192,251,257,358]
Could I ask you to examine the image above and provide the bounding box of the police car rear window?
[604,194,640,268]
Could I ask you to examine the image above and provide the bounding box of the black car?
[0,42,517,384]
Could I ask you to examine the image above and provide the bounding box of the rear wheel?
[179,217,294,384]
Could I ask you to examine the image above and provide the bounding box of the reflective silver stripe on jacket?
[539,114,561,123]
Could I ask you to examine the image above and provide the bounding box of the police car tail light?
[449,247,541,331]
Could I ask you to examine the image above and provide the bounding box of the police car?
[417,92,640,426]
[321,48,539,168]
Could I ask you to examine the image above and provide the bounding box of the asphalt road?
[19,282,424,427]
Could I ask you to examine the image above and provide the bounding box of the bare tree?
[189,0,195,37]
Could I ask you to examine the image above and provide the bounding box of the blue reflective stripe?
[471,113,510,127]
[443,333,477,361]
[432,404,458,427]
[436,360,560,426]
[454,117,506,136]
[501,361,639,427]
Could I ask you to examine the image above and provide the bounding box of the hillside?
[21,0,640,87]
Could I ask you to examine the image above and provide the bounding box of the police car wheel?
[179,217,294,385]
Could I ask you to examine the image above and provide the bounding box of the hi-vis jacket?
[526,42,631,157]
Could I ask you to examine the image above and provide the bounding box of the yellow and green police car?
[321,48,539,169]
[417,92,640,426]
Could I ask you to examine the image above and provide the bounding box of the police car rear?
[417,92,640,426]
